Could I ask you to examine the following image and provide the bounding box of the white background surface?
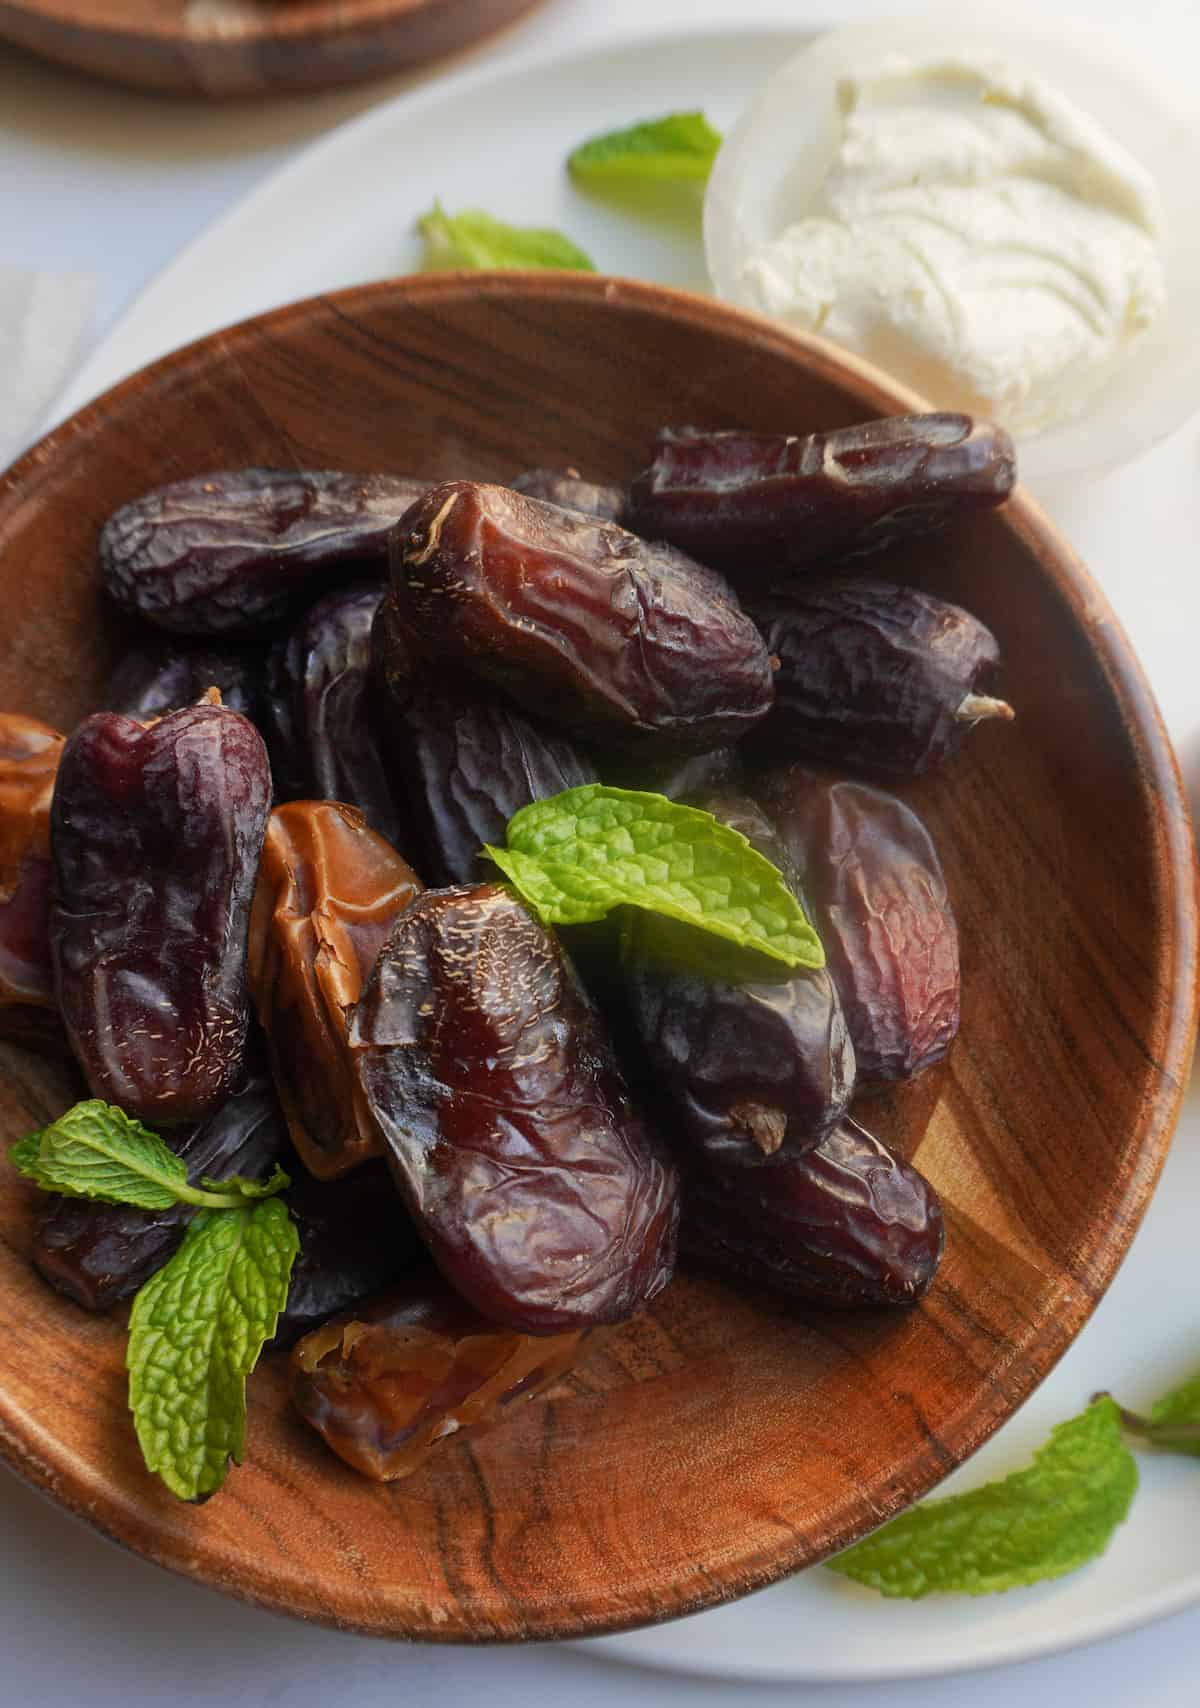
[4,0,1200,1703]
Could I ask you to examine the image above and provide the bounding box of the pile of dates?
[2,411,1015,1484]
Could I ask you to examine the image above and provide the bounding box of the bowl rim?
[0,270,1195,1643]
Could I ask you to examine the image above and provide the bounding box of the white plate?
[48,24,1200,1685]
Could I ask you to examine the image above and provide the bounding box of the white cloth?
[0,267,96,467]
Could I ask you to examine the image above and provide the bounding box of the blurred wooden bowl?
[0,273,1194,1641]
[0,0,545,98]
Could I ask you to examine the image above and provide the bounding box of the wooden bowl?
[0,274,1194,1641]
[0,0,545,98]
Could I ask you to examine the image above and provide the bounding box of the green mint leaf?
[197,1166,291,1204]
[827,1397,1137,1599]
[568,112,722,187]
[128,1197,299,1502]
[417,201,594,271]
[1101,1375,1200,1455]
[9,1100,189,1209]
[486,785,823,971]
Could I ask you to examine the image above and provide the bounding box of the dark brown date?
[101,640,261,725]
[511,467,628,522]
[348,882,679,1333]
[33,1068,288,1310]
[391,482,774,753]
[50,704,271,1122]
[760,765,959,1083]
[604,744,742,804]
[371,590,598,884]
[0,714,64,1044]
[290,1271,593,1482]
[752,577,1013,775]
[100,468,427,635]
[275,583,405,844]
[682,1116,944,1306]
[623,794,854,1167]
[627,415,1015,575]
[272,1161,426,1349]
[248,800,423,1179]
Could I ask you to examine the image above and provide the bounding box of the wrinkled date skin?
[391,482,774,753]
[248,800,423,1179]
[0,714,65,1044]
[101,640,262,725]
[627,415,1015,575]
[33,1068,288,1310]
[752,577,1013,775]
[623,794,855,1167]
[682,1116,944,1306]
[272,1161,426,1349]
[348,882,679,1333]
[276,583,405,845]
[100,468,428,636]
[371,591,598,884]
[50,704,271,1123]
[511,467,629,522]
[290,1271,593,1482]
[760,765,960,1083]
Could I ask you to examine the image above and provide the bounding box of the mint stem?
[1093,1391,1200,1447]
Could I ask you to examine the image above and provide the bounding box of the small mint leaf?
[827,1397,1137,1598]
[568,112,722,187]
[128,1197,299,1502]
[11,1100,188,1209]
[196,1166,291,1203]
[488,785,823,971]
[8,1130,48,1183]
[417,202,595,272]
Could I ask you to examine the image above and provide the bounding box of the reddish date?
[682,1116,944,1306]
[247,800,423,1179]
[50,703,271,1123]
[348,882,679,1333]
[390,481,774,752]
[291,1271,592,1482]
[371,590,598,884]
[760,765,959,1083]
[100,468,427,635]
[752,577,1012,775]
[627,415,1015,575]
[0,714,64,1045]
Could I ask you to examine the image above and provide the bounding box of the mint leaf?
[827,1397,1137,1598]
[1103,1375,1200,1455]
[128,1198,299,1501]
[486,785,823,971]
[568,112,722,187]
[10,1100,189,1209]
[417,202,594,271]
[197,1165,291,1203]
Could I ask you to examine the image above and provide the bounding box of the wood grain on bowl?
[0,274,1194,1641]
[0,0,545,98]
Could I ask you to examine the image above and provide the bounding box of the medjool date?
[277,583,404,844]
[290,1272,593,1482]
[33,1068,287,1310]
[760,765,959,1083]
[627,415,1015,575]
[0,714,63,1044]
[623,794,854,1167]
[682,1117,944,1306]
[248,800,423,1178]
[100,468,427,635]
[348,882,679,1333]
[511,467,628,522]
[371,591,598,885]
[752,577,1013,775]
[50,703,271,1123]
[391,481,773,753]
[272,1161,425,1349]
[101,641,261,724]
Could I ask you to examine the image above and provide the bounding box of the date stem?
[957,693,1014,724]
[730,1102,787,1156]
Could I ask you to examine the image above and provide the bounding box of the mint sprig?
[486,784,823,971]
[568,112,722,188]
[128,1199,298,1501]
[9,1100,289,1211]
[827,1397,1138,1598]
[1105,1372,1200,1454]
[417,201,594,271]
